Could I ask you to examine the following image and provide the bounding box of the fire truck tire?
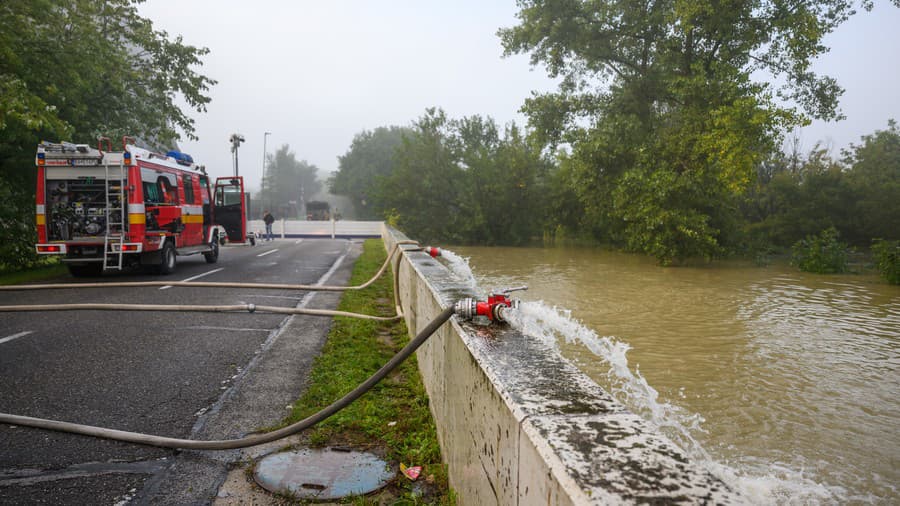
[157,242,177,275]
[204,240,219,264]
[68,264,103,278]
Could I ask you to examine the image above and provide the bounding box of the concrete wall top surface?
[384,227,745,505]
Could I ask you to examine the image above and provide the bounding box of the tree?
[500,0,894,263]
[259,145,321,219]
[369,109,551,245]
[0,0,215,270]
[454,117,552,245]
[844,120,900,243]
[329,126,412,219]
[378,109,466,243]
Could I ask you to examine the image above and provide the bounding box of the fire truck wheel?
[204,239,219,264]
[68,264,103,277]
[158,242,177,275]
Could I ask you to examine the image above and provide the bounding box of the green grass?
[0,260,67,285]
[279,239,452,504]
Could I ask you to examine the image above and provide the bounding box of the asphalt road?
[0,238,363,505]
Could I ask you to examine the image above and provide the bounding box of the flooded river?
[450,246,899,504]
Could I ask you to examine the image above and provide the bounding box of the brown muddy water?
[450,246,899,504]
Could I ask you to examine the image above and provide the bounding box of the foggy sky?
[137,1,900,192]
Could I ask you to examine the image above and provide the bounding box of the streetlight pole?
[229,133,245,177]
[262,131,271,210]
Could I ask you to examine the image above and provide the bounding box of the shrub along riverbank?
[276,239,452,504]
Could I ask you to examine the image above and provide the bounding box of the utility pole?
[229,133,245,177]
[262,131,271,210]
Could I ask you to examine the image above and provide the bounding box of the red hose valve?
[425,246,442,258]
[454,286,527,324]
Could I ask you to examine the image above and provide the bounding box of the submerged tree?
[500,0,897,263]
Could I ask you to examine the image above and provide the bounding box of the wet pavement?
[0,239,362,505]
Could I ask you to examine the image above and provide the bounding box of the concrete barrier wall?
[383,226,745,505]
[247,219,382,238]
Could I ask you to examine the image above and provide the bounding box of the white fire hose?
[0,240,459,450]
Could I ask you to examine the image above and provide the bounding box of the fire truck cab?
[34,138,240,277]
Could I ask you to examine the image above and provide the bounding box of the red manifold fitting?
[425,246,441,258]
[454,286,527,323]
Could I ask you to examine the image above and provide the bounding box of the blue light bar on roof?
[166,151,194,166]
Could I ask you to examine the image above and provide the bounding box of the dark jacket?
[263,212,275,225]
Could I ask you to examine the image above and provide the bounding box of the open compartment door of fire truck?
[213,176,253,245]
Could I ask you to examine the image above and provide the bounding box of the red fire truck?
[34,137,251,277]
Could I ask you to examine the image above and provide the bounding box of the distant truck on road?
[306,201,330,221]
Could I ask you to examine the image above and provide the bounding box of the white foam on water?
[439,248,842,504]
[507,300,844,505]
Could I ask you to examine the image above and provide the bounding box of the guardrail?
[247,219,383,239]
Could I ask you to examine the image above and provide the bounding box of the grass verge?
[0,260,67,285]
[279,239,452,504]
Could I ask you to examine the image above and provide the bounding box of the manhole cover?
[253,448,394,500]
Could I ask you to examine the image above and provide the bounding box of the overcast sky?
[137,1,900,192]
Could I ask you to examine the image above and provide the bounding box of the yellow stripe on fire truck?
[181,205,204,224]
[128,203,146,225]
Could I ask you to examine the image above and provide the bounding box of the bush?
[872,239,900,284]
[0,185,39,272]
[791,227,849,274]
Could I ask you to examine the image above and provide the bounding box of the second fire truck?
[34,137,252,277]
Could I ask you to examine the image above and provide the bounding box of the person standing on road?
[263,210,275,241]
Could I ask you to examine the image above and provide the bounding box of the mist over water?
[443,246,899,504]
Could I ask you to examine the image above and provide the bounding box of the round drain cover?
[254,448,394,500]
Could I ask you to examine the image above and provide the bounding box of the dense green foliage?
[494,0,893,264]
[790,227,849,274]
[0,0,214,270]
[326,1,899,267]
[329,126,413,220]
[330,108,552,245]
[257,144,321,219]
[872,239,900,285]
[330,109,898,264]
[744,122,900,252]
[282,240,451,502]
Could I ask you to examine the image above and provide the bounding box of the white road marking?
[257,249,278,258]
[160,267,225,290]
[185,326,270,332]
[294,239,304,245]
[0,331,33,345]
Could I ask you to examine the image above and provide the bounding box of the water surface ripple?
[452,246,899,504]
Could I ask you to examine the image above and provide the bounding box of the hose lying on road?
[0,302,401,321]
[0,306,455,450]
[0,240,420,293]
[0,240,423,319]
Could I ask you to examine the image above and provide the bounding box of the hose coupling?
[424,246,442,258]
[454,286,527,324]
